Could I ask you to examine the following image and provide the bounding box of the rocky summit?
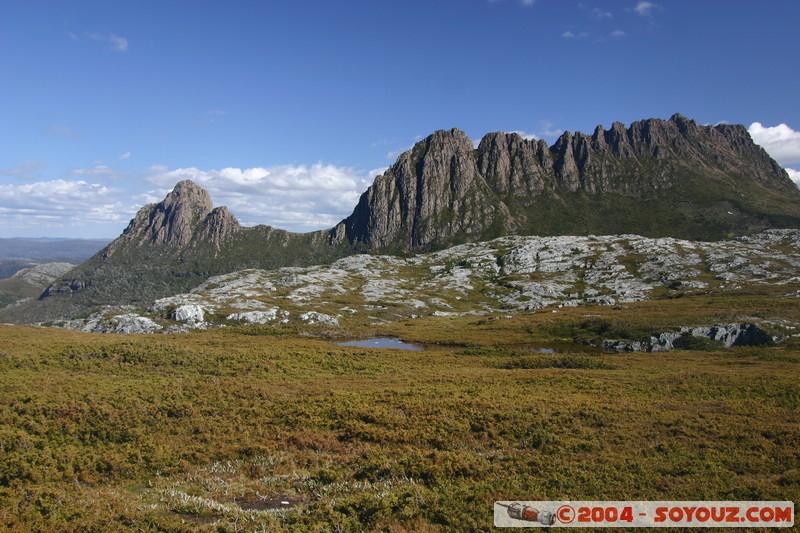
[4,113,800,324]
[107,180,239,253]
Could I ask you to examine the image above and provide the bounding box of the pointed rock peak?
[392,128,477,170]
[420,128,474,152]
[201,206,241,249]
[479,130,504,142]
[429,127,469,140]
[173,179,203,192]
[209,205,236,218]
[669,113,697,133]
[477,131,517,151]
[204,205,240,229]
[552,130,573,150]
[111,180,219,252]
[164,180,213,213]
[610,121,627,134]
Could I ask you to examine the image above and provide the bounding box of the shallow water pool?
[336,337,425,350]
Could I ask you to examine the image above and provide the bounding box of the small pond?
[336,337,425,350]
[336,338,588,353]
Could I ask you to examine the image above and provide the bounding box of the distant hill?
[4,113,800,324]
[0,262,75,308]
[0,238,109,278]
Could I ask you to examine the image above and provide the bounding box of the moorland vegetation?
[1,290,798,530]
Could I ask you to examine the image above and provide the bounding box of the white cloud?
[785,168,800,188]
[108,34,128,51]
[89,32,128,51]
[0,179,137,236]
[563,30,590,39]
[71,165,114,177]
[145,163,377,232]
[610,30,626,39]
[0,162,381,237]
[591,8,613,19]
[69,164,129,183]
[537,120,564,139]
[119,151,132,161]
[748,122,800,166]
[634,1,657,16]
[369,167,389,179]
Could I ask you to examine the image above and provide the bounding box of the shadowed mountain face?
[4,114,800,324]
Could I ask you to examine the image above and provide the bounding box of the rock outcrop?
[64,313,163,334]
[9,262,75,287]
[603,323,775,352]
[56,229,800,338]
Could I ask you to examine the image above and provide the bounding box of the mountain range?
[4,113,800,324]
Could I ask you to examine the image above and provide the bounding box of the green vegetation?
[0,275,47,309]
[1,292,798,530]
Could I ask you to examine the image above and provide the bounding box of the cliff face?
[338,129,515,249]
[332,114,799,250]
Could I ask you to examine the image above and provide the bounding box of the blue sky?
[1,0,799,238]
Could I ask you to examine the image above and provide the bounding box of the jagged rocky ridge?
[58,229,800,350]
[4,113,800,324]
[333,114,800,250]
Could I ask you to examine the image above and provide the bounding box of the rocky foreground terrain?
[55,229,800,349]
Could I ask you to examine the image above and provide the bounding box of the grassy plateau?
[0,291,798,531]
